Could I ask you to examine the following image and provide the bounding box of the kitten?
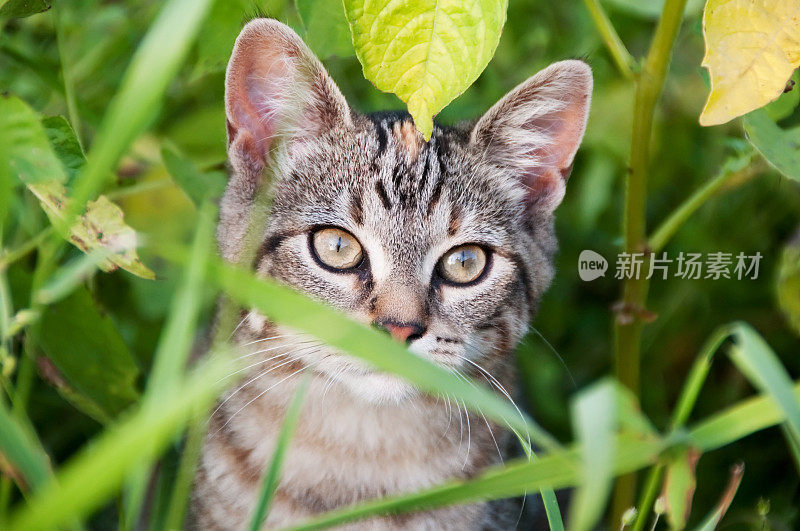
[191,18,591,530]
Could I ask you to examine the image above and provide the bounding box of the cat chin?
[337,371,419,405]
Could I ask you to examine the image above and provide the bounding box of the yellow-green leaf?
[343,0,508,140]
[699,0,800,126]
[28,182,155,279]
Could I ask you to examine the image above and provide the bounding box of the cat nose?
[373,319,426,345]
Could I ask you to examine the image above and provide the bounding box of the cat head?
[221,19,592,404]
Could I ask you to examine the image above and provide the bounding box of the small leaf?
[161,146,226,206]
[776,234,800,336]
[38,287,141,422]
[699,0,800,126]
[743,109,800,182]
[343,0,508,140]
[0,95,67,186]
[296,0,354,58]
[0,0,51,18]
[662,447,701,529]
[42,115,86,182]
[28,181,155,279]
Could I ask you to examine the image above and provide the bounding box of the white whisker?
[212,365,310,438]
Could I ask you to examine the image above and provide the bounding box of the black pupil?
[336,236,342,252]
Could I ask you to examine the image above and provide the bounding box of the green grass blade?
[205,258,557,450]
[568,379,617,531]
[162,418,207,531]
[290,435,662,530]
[540,489,565,531]
[64,0,215,227]
[726,322,800,465]
[124,200,215,527]
[248,374,311,531]
[146,200,215,396]
[290,378,800,529]
[0,400,50,492]
[2,353,234,531]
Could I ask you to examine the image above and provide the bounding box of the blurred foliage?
[0,0,799,529]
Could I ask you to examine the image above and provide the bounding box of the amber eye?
[437,245,488,284]
[311,227,363,270]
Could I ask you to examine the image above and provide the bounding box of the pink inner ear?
[227,44,299,162]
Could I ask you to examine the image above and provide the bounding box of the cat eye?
[437,245,488,285]
[311,227,364,271]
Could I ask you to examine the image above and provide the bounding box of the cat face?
[220,19,592,404]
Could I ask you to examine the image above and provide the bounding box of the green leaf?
[343,0,508,140]
[161,146,226,206]
[42,116,85,183]
[0,96,153,279]
[777,236,800,336]
[743,109,800,182]
[296,0,353,58]
[663,447,700,529]
[38,287,140,422]
[0,0,51,18]
[28,182,156,279]
[248,374,311,530]
[764,70,800,121]
[0,95,67,186]
[568,379,617,531]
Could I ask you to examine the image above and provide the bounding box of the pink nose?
[384,323,419,343]
[374,320,426,344]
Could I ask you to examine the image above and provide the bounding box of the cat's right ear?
[470,60,592,214]
[225,19,352,169]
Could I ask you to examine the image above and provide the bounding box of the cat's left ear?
[470,60,592,213]
[225,19,352,164]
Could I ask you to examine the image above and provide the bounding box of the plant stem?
[612,0,688,522]
[583,0,635,78]
[648,154,764,253]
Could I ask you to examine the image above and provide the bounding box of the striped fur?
[192,19,592,530]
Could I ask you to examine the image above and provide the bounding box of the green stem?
[612,0,688,522]
[648,155,763,253]
[583,0,635,78]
